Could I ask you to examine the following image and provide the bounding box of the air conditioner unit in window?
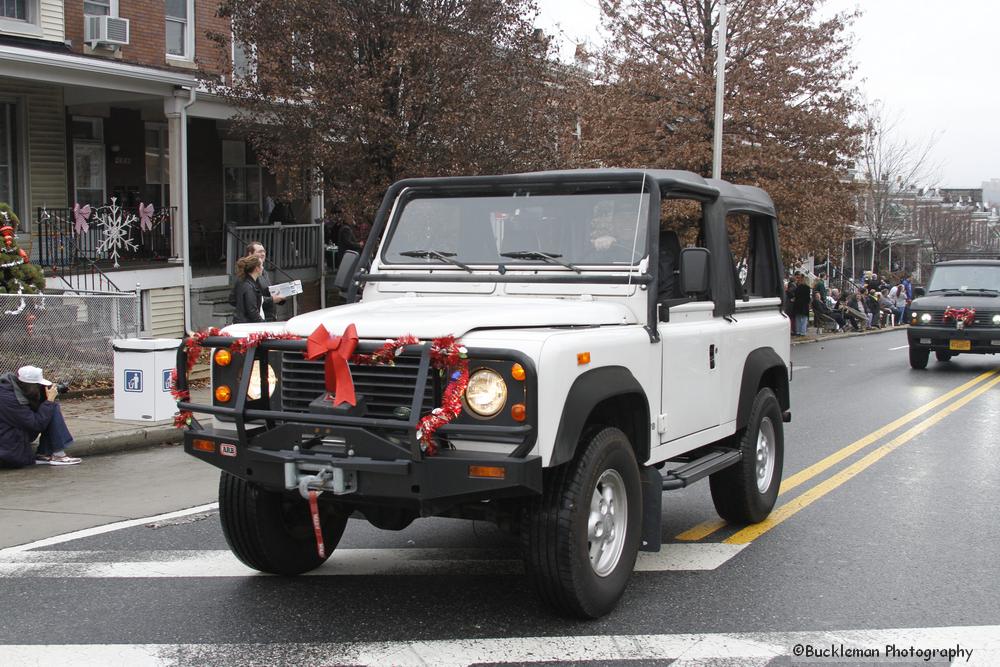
[85,15,130,48]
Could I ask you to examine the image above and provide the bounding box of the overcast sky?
[534,0,1000,189]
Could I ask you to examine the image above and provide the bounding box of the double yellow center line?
[675,368,1000,545]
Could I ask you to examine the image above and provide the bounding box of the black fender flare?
[550,366,650,467]
[736,347,790,430]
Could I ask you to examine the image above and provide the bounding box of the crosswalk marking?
[0,543,746,578]
[3,625,997,666]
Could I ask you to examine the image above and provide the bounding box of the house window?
[0,102,22,226]
[0,0,27,20]
[233,39,255,81]
[72,117,106,207]
[144,123,170,207]
[166,0,194,60]
[222,140,262,226]
[83,0,113,16]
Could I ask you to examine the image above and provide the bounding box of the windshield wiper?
[399,249,473,272]
[964,288,999,296]
[500,250,581,273]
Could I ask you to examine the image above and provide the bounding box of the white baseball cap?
[17,365,52,386]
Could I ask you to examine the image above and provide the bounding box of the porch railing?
[37,206,175,291]
[225,222,323,280]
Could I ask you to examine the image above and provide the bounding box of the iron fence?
[37,205,175,272]
[225,223,323,280]
[0,291,140,385]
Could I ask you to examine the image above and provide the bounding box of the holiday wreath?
[942,307,976,328]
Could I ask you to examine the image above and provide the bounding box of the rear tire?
[219,471,349,575]
[523,427,641,618]
[710,388,784,524]
[935,350,953,362]
[909,346,930,369]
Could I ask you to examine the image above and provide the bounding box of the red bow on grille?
[305,323,359,406]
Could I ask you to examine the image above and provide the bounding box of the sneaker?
[36,455,82,466]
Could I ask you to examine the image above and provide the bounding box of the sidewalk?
[58,386,213,459]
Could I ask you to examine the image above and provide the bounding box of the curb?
[71,425,183,458]
[791,325,905,345]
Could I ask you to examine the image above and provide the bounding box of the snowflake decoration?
[95,197,139,268]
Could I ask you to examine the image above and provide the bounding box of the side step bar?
[660,449,742,490]
[640,448,742,553]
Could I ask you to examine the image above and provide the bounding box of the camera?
[55,382,70,395]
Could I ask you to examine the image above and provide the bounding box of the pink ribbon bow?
[72,203,91,234]
[138,203,155,231]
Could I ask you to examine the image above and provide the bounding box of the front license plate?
[950,339,971,351]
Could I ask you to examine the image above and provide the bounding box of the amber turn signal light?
[511,403,526,422]
[214,385,232,402]
[214,349,232,366]
[511,363,526,381]
[469,465,506,479]
[192,439,215,453]
[577,352,591,365]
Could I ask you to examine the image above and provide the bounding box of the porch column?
[164,94,186,261]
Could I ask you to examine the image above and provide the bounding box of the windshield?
[382,192,650,267]
[927,265,1000,292]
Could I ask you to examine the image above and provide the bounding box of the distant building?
[938,188,982,206]
[983,179,1000,209]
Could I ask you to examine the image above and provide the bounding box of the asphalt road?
[2,329,1000,665]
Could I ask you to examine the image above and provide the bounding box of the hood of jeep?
[283,296,637,339]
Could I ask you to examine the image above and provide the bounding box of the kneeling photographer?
[0,365,81,468]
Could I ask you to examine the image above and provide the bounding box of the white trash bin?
[113,338,181,422]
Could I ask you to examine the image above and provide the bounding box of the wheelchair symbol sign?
[124,369,143,392]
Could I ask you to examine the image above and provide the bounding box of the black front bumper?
[907,326,1000,354]
[176,335,542,514]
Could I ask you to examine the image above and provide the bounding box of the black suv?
[907,259,1000,369]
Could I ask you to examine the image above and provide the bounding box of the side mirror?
[334,250,359,292]
[913,286,925,298]
[679,247,711,297]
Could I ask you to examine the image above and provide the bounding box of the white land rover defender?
[176,169,792,618]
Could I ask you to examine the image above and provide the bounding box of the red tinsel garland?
[943,307,976,326]
[170,327,469,456]
[352,334,469,455]
[169,328,298,428]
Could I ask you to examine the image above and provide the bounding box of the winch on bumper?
[175,335,542,513]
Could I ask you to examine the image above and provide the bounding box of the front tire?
[219,471,349,575]
[935,350,953,362]
[523,427,641,618]
[710,388,784,524]
[909,346,930,369]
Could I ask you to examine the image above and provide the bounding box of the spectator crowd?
[785,271,913,337]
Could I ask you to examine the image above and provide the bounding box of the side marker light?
[469,465,506,479]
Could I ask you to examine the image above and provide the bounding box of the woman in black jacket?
[233,255,264,324]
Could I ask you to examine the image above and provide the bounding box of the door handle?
[709,344,717,369]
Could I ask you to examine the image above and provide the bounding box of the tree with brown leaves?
[574,0,861,264]
[212,0,570,226]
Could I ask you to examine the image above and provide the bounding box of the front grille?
[921,310,1000,327]
[280,352,436,420]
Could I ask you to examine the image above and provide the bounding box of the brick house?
[0,0,324,336]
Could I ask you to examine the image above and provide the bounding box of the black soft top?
[391,168,778,218]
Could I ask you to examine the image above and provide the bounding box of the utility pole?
[711,0,727,180]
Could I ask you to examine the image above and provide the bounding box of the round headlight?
[920,313,932,324]
[247,363,277,400]
[993,314,1000,325]
[465,368,507,417]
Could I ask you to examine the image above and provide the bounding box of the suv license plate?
[949,339,971,351]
